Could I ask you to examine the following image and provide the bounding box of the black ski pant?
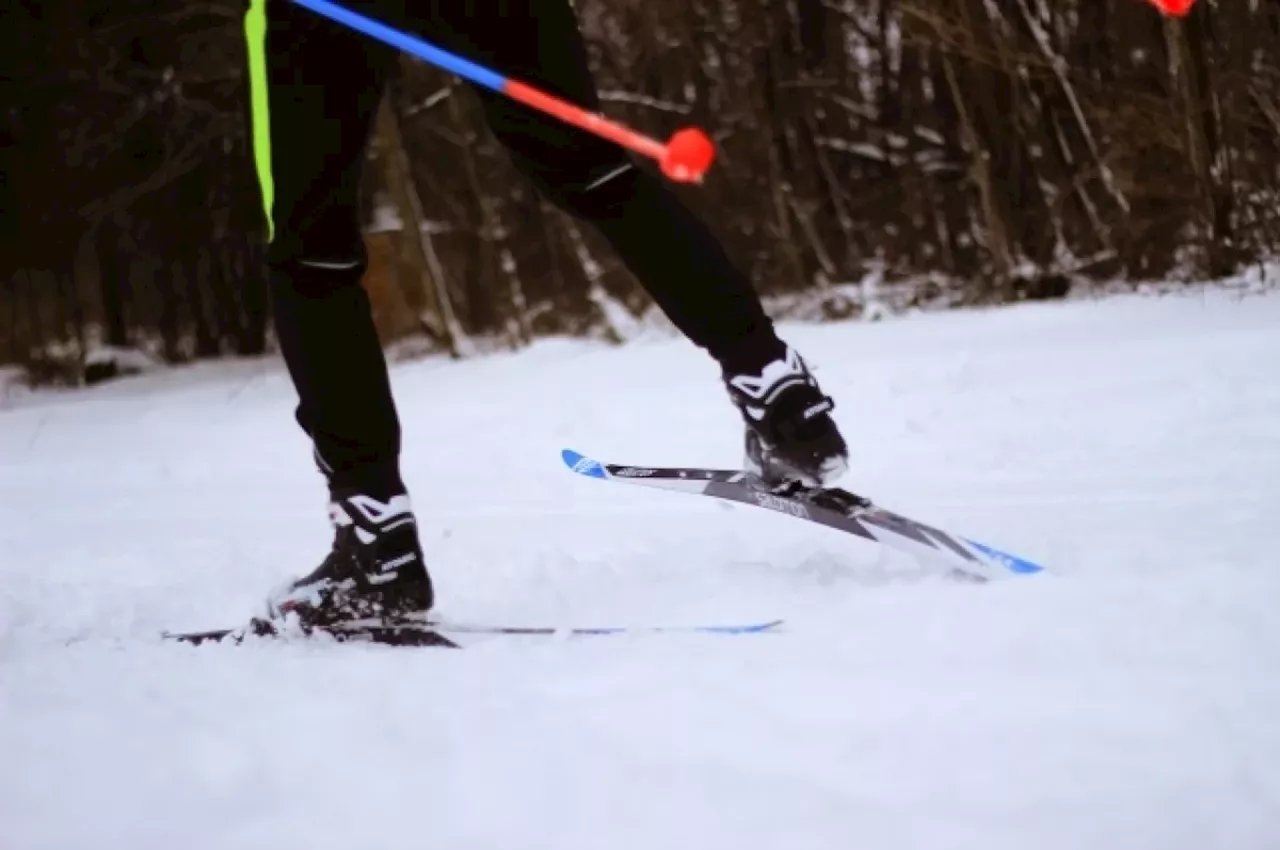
[246,0,784,497]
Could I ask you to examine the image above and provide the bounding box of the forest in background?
[2,0,1278,383]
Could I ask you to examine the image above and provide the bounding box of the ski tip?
[561,448,608,479]
[963,538,1046,575]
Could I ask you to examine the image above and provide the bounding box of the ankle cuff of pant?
[715,326,788,377]
[328,467,407,501]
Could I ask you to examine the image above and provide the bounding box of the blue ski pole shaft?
[288,0,716,181]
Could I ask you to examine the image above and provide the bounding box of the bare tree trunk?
[564,218,637,344]
[1012,0,1128,221]
[235,242,269,357]
[444,89,531,347]
[97,216,129,348]
[376,95,471,357]
[940,53,1015,298]
[1164,13,1233,274]
[192,250,219,358]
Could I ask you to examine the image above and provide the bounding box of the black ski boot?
[724,345,849,487]
[261,489,434,630]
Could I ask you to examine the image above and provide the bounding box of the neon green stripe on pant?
[245,0,275,242]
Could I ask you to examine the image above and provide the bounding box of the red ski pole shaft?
[504,82,668,163]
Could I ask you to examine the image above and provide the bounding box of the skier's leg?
[423,0,848,484]
[419,0,781,374]
[249,0,404,498]
[246,0,432,622]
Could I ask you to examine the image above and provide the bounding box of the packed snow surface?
[3,287,1279,849]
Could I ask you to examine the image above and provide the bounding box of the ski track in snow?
[2,288,1279,850]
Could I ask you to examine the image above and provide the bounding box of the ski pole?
[289,0,716,183]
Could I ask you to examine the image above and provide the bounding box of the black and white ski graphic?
[562,449,1046,581]
[163,617,783,648]
[164,621,460,648]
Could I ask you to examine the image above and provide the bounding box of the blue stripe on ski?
[428,618,783,636]
[562,448,608,479]
[960,538,1044,574]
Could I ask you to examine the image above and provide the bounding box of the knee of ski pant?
[266,228,369,299]
[510,151,643,221]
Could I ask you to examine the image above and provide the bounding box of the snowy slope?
[2,287,1279,850]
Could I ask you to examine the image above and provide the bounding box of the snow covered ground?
[3,286,1279,850]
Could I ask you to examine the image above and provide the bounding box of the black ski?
[163,619,460,648]
[163,617,783,647]
[562,448,1046,581]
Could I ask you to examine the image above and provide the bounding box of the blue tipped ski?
[562,449,1046,581]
